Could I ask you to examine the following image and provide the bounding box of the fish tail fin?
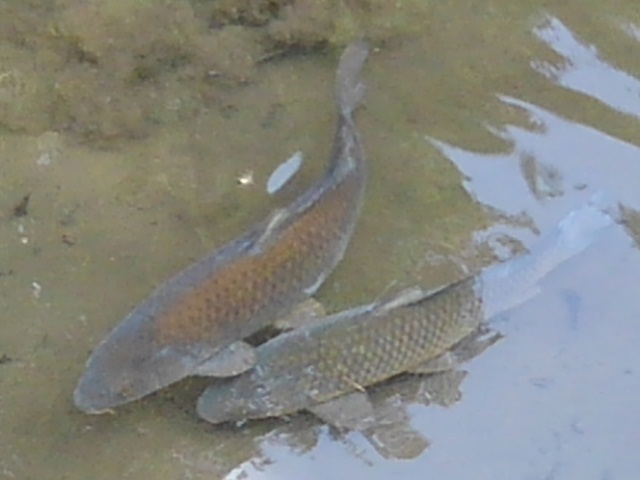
[336,41,370,116]
[546,192,617,262]
[481,193,617,318]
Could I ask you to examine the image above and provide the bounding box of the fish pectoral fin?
[404,328,504,408]
[274,298,327,330]
[308,392,375,431]
[417,369,468,407]
[450,326,504,364]
[408,352,459,375]
[360,395,430,460]
[249,208,291,254]
[408,326,504,375]
[193,341,257,378]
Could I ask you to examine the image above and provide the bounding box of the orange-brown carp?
[74,41,371,414]
[196,199,616,426]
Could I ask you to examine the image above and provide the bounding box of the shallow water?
[1,2,640,479]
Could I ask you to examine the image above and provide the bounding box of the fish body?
[197,280,481,424]
[74,41,371,413]
[196,199,615,424]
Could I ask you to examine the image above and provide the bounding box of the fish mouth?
[73,378,119,414]
[73,384,116,414]
[73,337,199,414]
[73,366,137,414]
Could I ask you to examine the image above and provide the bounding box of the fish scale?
[311,279,481,401]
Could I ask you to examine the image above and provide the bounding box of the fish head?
[196,364,308,424]
[74,316,205,414]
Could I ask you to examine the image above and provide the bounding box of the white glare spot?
[267,151,304,195]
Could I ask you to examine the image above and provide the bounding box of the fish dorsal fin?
[448,327,504,364]
[308,391,375,431]
[193,341,257,377]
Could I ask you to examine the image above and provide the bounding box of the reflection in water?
[519,153,564,201]
[428,94,640,231]
[533,16,640,119]
[416,19,640,478]
[359,328,498,459]
[192,327,501,479]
